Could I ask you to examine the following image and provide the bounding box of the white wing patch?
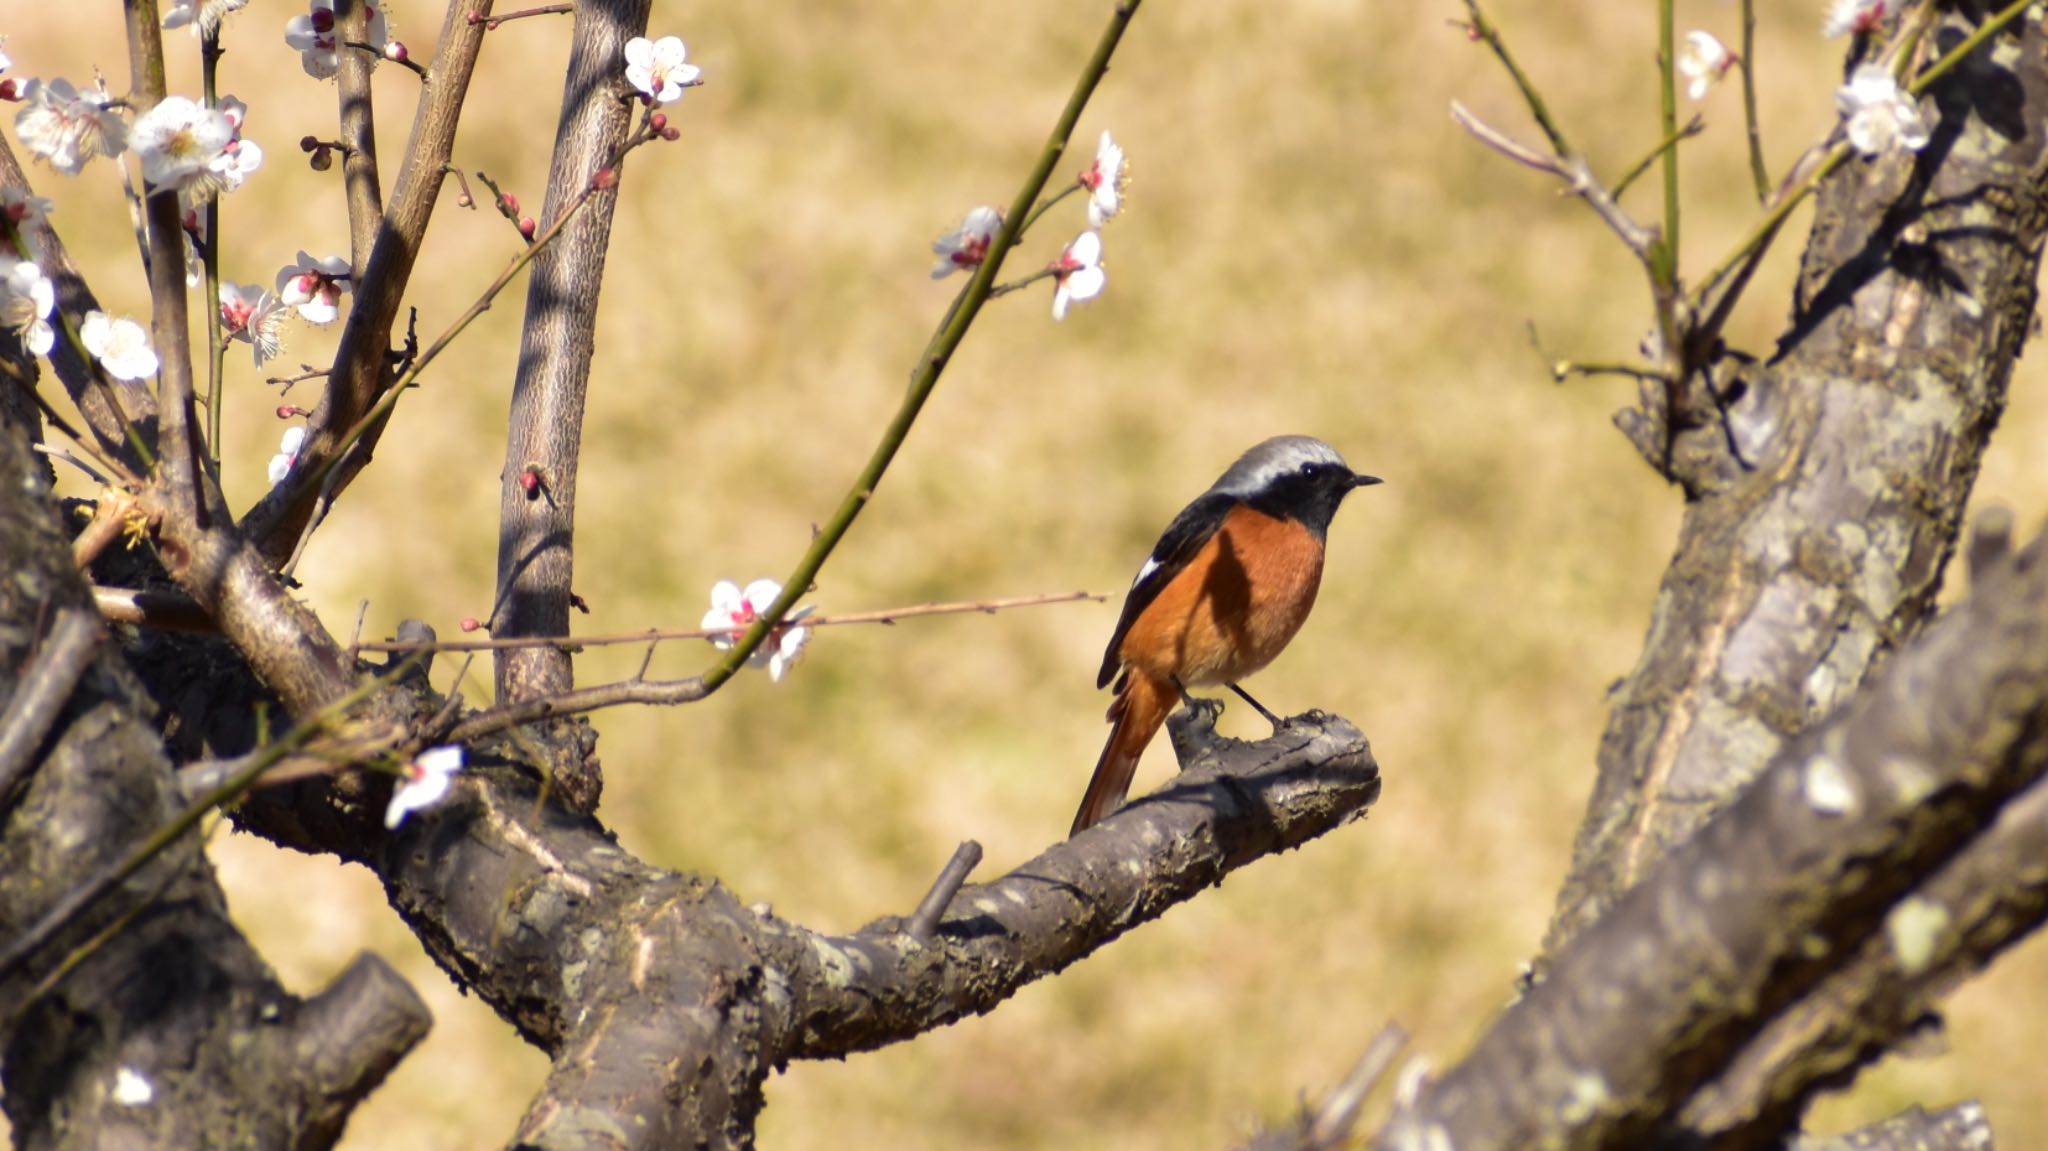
[1132,556,1159,587]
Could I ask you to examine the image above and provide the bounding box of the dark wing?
[1096,492,1238,688]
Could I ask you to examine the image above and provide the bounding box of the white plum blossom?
[1678,31,1736,101]
[623,36,700,104]
[81,312,159,380]
[0,257,56,356]
[130,96,236,192]
[286,0,390,80]
[1050,230,1105,321]
[164,0,250,35]
[1836,65,1930,157]
[268,425,306,484]
[14,78,129,175]
[211,96,264,193]
[1824,0,1896,38]
[385,745,464,829]
[3,187,55,227]
[276,251,351,323]
[220,281,286,366]
[1080,130,1127,227]
[930,205,1001,279]
[702,578,815,682]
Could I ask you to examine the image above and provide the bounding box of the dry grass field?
[7,1,2048,1147]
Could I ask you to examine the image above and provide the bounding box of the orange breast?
[1117,505,1326,687]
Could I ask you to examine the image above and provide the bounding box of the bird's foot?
[1166,694,1226,766]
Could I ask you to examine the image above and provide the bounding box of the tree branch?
[1378,524,2048,1151]
[1544,6,2048,956]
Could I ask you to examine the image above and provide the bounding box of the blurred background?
[7,1,2048,1147]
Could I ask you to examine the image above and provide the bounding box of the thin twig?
[353,591,1109,654]
[1655,0,1679,281]
[1457,0,1571,157]
[1450,103,1655,259]
[1740,0,1768,204]
[91,586,214,632]
[1304,1023,1409,1149]
[0,609,103,809]
[1610,116,1702,203]
[477,1,572,29]
[908,841,983,941]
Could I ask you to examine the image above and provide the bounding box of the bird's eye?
[1298,462,1322,479]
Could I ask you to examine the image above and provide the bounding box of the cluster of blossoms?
[10,51,262,199]
[930,129,1126,322]
[702,579,814,682]
[1676,0,1926,160]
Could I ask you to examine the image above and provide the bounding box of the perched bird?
[1071,435,1381,835]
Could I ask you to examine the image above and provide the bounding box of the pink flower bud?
[519,467,542,499]
[497,191,519,215]
[276,404,309,419]
[661,126,680,142]
[459,616,482,632]
[0,79,23,101]
[384,40,408,61]
[591,168,617,191]
[518,216,536,240]
[648,112,667,133]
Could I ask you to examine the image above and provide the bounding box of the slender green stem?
[1612,117,1701,202]
[704,1,1146,690]
[1655,0,1679,286]
[1909,0,2030,93]
[202,30,225,465]
[1740,0,1768,204]
[1461,0,1571,157]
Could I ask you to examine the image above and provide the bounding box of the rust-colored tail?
[1070,671,1174,836]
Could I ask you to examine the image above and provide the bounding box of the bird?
[1070,435,1381,836]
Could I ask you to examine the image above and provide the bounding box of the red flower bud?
[518,216,537,240]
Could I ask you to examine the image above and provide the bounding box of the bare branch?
[0,608,101,808]
[1379,526,2048,1151]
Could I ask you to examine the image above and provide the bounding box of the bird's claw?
[1167,695,1227,765]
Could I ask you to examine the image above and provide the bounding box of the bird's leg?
[1227,682,1285,732]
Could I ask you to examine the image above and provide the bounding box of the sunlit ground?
[6,1,2048,1147]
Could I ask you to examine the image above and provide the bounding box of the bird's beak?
[1350,473,1384,489]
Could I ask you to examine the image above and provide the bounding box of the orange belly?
[1117,505,1325,687]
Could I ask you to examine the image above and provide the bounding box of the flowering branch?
[705,0,1146,691]
[242,0,497,561]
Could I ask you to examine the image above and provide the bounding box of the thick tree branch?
[1546,6,2048,955]
[0,407,428,1151]
[211,698,1372,1149]
[1377,524,2048,1151]
[486,0,651,811]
